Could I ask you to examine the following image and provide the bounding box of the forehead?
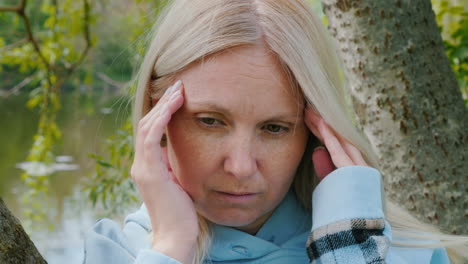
[178,45,303,113]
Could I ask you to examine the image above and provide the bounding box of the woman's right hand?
[131,80,198,264]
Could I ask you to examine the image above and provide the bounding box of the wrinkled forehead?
[177,45,304,109]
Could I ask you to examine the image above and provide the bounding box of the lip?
[214,191,259,203]
[220,191,256,196]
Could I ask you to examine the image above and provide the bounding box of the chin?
[210,217,256,228]
[200,208,263,228]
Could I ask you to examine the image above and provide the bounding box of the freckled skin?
[165,45,309,234]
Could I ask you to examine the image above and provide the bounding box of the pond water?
[0,92,136,263]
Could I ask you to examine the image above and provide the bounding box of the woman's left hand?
[304,106,368,181]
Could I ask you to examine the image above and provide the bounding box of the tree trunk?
[0,198,47,263]
[320,0,467,234]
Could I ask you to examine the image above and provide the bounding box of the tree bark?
[320,0,467,234]
[0,3,464,264]
[0,198,47,264]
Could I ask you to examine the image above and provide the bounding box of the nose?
[223,132,258,180]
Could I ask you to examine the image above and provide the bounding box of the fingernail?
[167,81,180,93]
[172,80,182,91]
[313,146,326,152]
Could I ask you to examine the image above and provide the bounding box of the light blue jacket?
[83,166,450,263]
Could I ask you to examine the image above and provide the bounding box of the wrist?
[152,234,197,264]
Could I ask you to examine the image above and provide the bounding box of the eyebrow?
[189,102,231,115]
[188,101,303,122]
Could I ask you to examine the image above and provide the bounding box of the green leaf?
[97,160,113,168]
[26,95,43,109]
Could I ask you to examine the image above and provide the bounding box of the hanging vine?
[0,0,93,229]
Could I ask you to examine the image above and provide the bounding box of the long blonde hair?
[132,0,467,263]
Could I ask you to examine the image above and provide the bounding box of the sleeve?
[306,166,389,264]
[305,166,450,264]
[83,218,182,264]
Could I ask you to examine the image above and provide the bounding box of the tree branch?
[0,38,28,51]
[0,0,25,12]
[1,76,33,98]
[97,72,127,89]
[1,0,93,85]
[17,0,52,72]
[0,6,20,12]
[67,0,92,72]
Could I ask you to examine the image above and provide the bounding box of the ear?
[151,98,158,107]
[312,146,335,180]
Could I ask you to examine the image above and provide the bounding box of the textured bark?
[320,0,467,234]
[0,198,47,264]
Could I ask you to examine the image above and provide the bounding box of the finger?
[143,87,184,164]
[317,118,353,167]
[161,146,179,184]
[338,137,368,166]
[304,106,324,142]
[140,80,182,125]
[165,88,185,114]
[312,146,336,180]
[139,80,182,131]
[135,95,170,171]
[134,82,182,167]
[304,118,323,143]
[140,82,183,133]
[133,125,145,167]
[305,106,368,167]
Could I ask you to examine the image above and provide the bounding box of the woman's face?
[165,44,309,234]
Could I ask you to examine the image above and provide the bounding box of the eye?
[263,124,289,135]
[197,117,223,127]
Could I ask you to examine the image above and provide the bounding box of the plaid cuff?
[306,218,389,264]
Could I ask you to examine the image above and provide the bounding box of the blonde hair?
[132,0,468,263]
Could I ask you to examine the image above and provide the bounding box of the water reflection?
[16,159,80,177]
[1,92,132,263]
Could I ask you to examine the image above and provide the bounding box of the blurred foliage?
[83,0,169,217]
[0,0,95,229]
[85,118,138,217]
[432,0,468,107]
[83,2,171,218]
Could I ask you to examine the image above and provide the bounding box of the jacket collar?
[209,190,311,261]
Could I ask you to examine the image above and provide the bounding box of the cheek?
[166,119,222,194]
[261,129,308,183]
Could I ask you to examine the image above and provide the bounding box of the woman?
[84,0,466,263]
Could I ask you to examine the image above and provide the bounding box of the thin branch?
[97,72,127,89]
[0,0,25,12]
[51,0,59,42]
[0,38,28,51]
[18,1,52,71]
[1,0,93,94]
[0,6,20,12]
[1,76,33,98]
[0,0,52,86]
[67,0,92,72]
